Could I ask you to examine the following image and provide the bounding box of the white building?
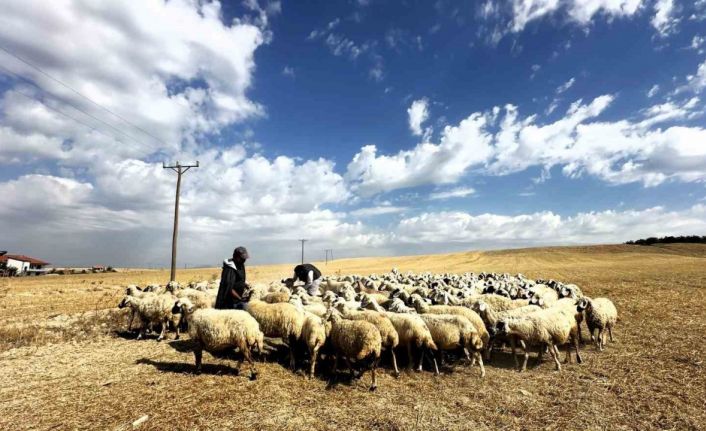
[0,252,50,275]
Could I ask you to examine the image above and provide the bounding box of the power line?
[0,58,150,148]
[0,65,127,145]
[0,44,169,147]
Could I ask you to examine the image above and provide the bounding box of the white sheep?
[494,305,581,372]
[409,294,489,353]
[243,289,305,370]
[334,299,401,377]
[417,313,485,377]
[118,294,179,341]
[288,295,328,377]
[578,297,618,351]
[172,298,264,379]
[325,309,382,391]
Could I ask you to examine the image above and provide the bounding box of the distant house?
[0,252,51,276]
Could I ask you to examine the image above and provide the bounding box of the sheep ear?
[478,302,487,312]
[538,298,544,307]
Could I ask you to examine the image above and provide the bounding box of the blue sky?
[1,0,705,267]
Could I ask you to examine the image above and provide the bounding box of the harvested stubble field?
[1,244,705,430]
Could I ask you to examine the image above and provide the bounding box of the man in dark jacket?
[215,246,249,309]
[292,263,322,296]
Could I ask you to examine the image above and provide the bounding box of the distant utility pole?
[299,239,308,264]
[163,161,199,282]
[325,249,334,265]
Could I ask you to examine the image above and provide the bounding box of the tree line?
[625,235,706,246]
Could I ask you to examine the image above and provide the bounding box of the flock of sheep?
[118,269,618,391]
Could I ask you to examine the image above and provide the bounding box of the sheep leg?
[389,349,400,378]
[474,351,486,378]
[157,319,167,342]
[127,310,135,332]
[174,319,180,340]
[288,335,297,370]
[330,353,339,383]
[244,348,258,380]
[193,345,203,375]
[608,326,614,343]
[520,344,529,372]
[596,329,604,351]
[431,350,441,376]
[549,343,561,371]
[369,356,380,391]
[344,357,357,380]
[574,334,583,364]
[410,344,419,372]
[510,337,519,369]
[309,345,319,379]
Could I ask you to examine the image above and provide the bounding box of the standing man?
[215,246,249,310]
[292,263,322,296]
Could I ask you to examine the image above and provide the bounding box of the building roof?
[0,254,50,265]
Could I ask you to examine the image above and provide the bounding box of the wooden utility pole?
[325,249,333,265]
[163,161,199,282]
[299,239,308,264]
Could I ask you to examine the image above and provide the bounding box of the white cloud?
[647,84,660,98]
[681,59,706,94]
[510,0,561,32]
[691,35,705,52]
[349,206,408,217]
[492,0,647,41]
[407,98,430,136]
[347,110,494,196]
[567,0,644,25]
[348,92,706,196]
[395,204,706,246]
[651,0,678,37]
[556,77,576,94]
[429,187,477,200]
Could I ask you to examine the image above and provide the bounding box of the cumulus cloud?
[347,93,706,196]
[651,0,678,36]
[407,98,430,136]
[0,1,369,266]
[395,205,706,246]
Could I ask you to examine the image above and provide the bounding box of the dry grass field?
[1,244,704,430]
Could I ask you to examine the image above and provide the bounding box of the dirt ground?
[1,244,704,430]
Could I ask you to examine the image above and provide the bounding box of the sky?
[1,0,706,267]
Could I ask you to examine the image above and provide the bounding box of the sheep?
[417,313,485,377]
[333,299,401,377]
[325,309,382,391]
[529,285,559,308]
[174,288,216,310]
[262,290,291,304]
[472,301,541,362]
[362,297,438,372]
[124,285,154,331]
[243,289,305,370]
[288,295,328,377]
[289,293,327,317]
[578,297,618,351]
[409,294,489,352]
[462,294,529,312]
[118,294,179,341]
[172,298,263,379]
[493,305,581,372]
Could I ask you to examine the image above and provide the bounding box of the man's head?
[233,246,249,263]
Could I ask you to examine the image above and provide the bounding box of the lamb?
[325,309,382,391]
[288,294,327,317]
[578,297,618,351]
[493,305,582,372]
[409,294,489,352]
[417,313,485,377]
[172,298,263,380]
[118,294,179,341]
[333,299,401,377]
[243,289,305,370]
